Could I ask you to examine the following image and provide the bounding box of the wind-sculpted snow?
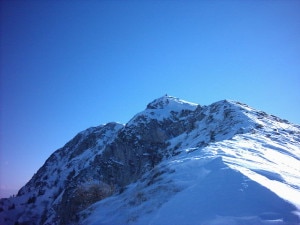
[1,96,299,225]
[81,156,299,225]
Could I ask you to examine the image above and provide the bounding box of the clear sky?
[1,0,299,198]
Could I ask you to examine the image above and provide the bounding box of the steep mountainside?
[1,96,300,225]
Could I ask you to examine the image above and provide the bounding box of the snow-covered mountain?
[1,96,300,225]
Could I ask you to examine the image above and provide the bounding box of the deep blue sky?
[1,0,300,197]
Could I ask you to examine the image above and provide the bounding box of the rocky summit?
[1,96,300,225]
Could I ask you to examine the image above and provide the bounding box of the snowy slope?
[1,96,300,225]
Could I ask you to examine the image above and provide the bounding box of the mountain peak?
[146,95,199,110]
[126,95,199,126]
[209,99,248,108]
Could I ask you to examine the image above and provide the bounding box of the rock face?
[1,96,300,225]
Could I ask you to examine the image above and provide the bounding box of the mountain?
[1,95,300,225]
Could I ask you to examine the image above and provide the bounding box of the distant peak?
[209,99,251,109]
[211,99,236,105]
[146,95,175,109]
[146,95,198,110]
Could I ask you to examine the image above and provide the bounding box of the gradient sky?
[1,0,300,198]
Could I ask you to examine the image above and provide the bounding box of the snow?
[82,155,300,224]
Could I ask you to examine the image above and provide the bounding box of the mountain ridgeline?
[1,96,300,225]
